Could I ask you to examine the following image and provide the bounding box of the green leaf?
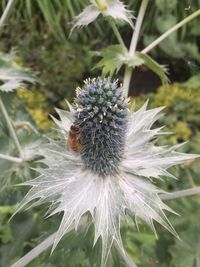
[96,47,169,81]
[155,0,177,11]
[184,74,200,88]
[95,45,145,75]
[0,205,16,215]
[0,215,36,267]
[0,224,13,244]
[95,45,125,75]
[135,52,169,84]
[169,227,200,267]
[124,54,144,68]
[155,14,177,36]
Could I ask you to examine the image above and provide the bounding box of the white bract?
[0,52,36,92]
[71,0,133,32]
[14,79,197,267]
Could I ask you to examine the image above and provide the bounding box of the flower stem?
[11,229,138,267]
[10,232,57,267]
[10,218,85,267]
[107,17,127,49]
[0,97,23,158]
[161,187,200,201]
[123,0,149,96]
[0,153,23,163]
[0,0,17,30]
[142,9,200,54]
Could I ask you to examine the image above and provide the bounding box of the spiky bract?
[14,78,198,267]
[71,0,133,33]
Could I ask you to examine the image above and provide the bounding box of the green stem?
[10,216,87,267]
[160,187,200,201]
[11,232,57,267]
[107,17,127,49]
[0,97,23,158]
[10,212,138,267]
[0,0,17,30]
[123,0,149,96]
[11,229,138,267]
[142,8,200,54]
[0,153,23,163]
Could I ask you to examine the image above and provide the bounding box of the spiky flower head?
[71,0,133,33]
[74,78,128,176]
[15,78,197,267]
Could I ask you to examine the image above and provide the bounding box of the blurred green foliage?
[0,17,94,109]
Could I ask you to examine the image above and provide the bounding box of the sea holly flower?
[71,0,133,32]
[15,78,197,267]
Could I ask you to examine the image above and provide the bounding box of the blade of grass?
[0,0,17,30]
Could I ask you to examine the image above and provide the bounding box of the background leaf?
[135,52,169,84]
[95,44,125,75]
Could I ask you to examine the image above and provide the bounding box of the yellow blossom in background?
[17,87,53,130]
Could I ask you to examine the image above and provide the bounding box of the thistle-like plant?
[1,1,200,267]
[14,78,198,267]
[71,0,133,33]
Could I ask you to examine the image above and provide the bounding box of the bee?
[68,124,82,153]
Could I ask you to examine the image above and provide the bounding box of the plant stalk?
[0,0,17,30]
[0,153,23,163]
[142,8,200,54]
[0,97,23,158]
[11,232,57,267]
[160,187,200,201]
[11,227,138,267]
[123,0,149,96]
[107,18,127,49]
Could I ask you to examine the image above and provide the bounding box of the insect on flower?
[67,124,82,153]
[14,77,198,267]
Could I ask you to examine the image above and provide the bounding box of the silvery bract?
[15,78,197,267]
[0,51,36,92]
[71,0,133,32]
